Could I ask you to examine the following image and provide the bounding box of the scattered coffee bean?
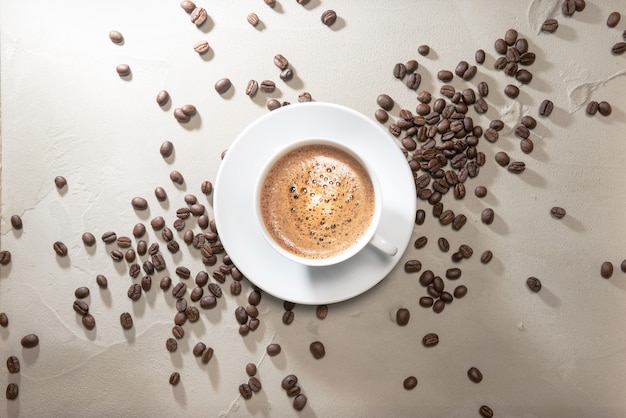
[248,376,262,392]
[266,343,281,356]
[7,356,20,373]
[246,363,257,377]
[417,45,430,56]
[120,312,133,329]
[453,285,468,299]
[479,405,494,418]
[282,310,295,325]
[495,151,510,167]
[480,250,493,264]
[404,260,422,273]
[403,376,418,390]
[414,236,428,249]
[190,7,207,26]
[467,366,483,383]
[621,260,626,273]
[601,261,614,279]
[82,313,96,330]
[586,101,599,115]
[6,383,18,400]
[131,197,148,210]
[376,94,394,111]
[520,138,534,154]
[598,101,612,116]
[81,232,96,247]
[156,90,170,106]
[507,161,526,173]
[607,11,621,28]
[481,208,495,225]
[613,42,626,55]
[550,206,566,218]
[415,209,426,225]
[419,297,434,308]
[293,393,308,411]
[108,30,123,43]
[160,141,174,158]
[542,18,559,32]
[437,237,450,252]
[74,287,90,299]
[169,372,180,386]
[21,333,39,348]
[0,313,8,327]
[539,99,554,116]
[527,277,542,292]
[267,99,281,111]
[247,13,259,26]
[504,84,519,98]
[54,175,67,189]
[0,251,11,265]
[116,64,130,77]
[422,333,439,347]
[433,300,445,313]
[446,268,462,280]
[10,215,22,230]
[101,231,117,243]
[310,341,326,359]
[170,171,184,185]
[396,308,410,326]
[316,305,328,319]
[215,78,232,94]
[53,241,68,257]
[96,274,108,288]
[321,9,337,26]
[166,338,178,352]
[475,49,485,64]
[127,283,142,301]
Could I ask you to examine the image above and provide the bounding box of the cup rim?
[253,137,382,267]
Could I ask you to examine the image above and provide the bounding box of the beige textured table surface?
[2,1,626,417]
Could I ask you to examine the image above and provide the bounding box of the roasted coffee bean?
[159,142,174,160]
[0,251,11,265]
[436,237,450,253]
[110,249,124,262]
[192,341,206,357]
[415,209,426,225]
[479,405,494,418]
[10,214,22,230]
[116,64,131,76]
[172,324,184,339]
[141,276,152,292]
[82,232,96,247]
[266,343,281,356]
[396,308,410,326]
[550,206,566,219]
[586,100,599,115]
[235,306,249,325]
[621,259,626,273]
[298,92,312,102]
[170,170,184,185]
[260,80,276,93]
[310,341,326,359]
[239,383,253,400]
[248,290,262,306]
[542,18,559,32]
[208,283,222,298]
[315,304,329,320]
[127,284,142,301]
[245,305,258,319]
[467,366,483,383]
[437,70,453,82]
[131,197,148,210]
[527,276,542,292]
[321,9,337,26]
[293,393,308,411]
[247,376,262,392]
[156,90,170,107]
[214,77,232,94]
[481,208,495,225]
[504,28,518,45]
[21,333,39,348]
[82,313,96,330]
[494,38,507,54]
[282,374,298,390]
[245,363,258,377]
[452,214,467,230]
[414,236,428,249]
[195,271,209,287]
[495,151,510,167]
[267,99,281,111]
[440,291,454,304]
[95,274,108,289]
[180,0,196,13]
[453,285,468,299]
[515,69,533,84]
[374,109,388,123]
[54,175,67,189]
[462,65,477,81]
[432,300,445,313]
[404,260,422,273]
[176,298,188,313]
[474,98,488,113]
[174,311,187,326]
[200,295,217,309]
[446,268,462,280]
[504,84,519,98]
[166,338,178,353]
[607,11,621,28]
[422,332,439,347]
[160,276,172,291]
[539,99,554,116]
[418,44,430,56]
[128,263,140,278]
[53,241,68,256]
[562,0,576,16]
[175,266,191,279]
[172,282,187,299]
[119,312,133,330]
[74,286,90,299]
[455,60,469,77]
[439,210,455,225]
[0,313,8,327]
[169,372,180,386]
[273,54,289,71]
[475,49,485,64]
[508,161,526,173]
[612,42,626,55]
[200,347,213,363]
[108,30,123,43]
[393,63,407,80]
[433,276,444,292]
[451,251,464,263]
[419,270,435,287]
[282,310,294,326]
[403,376,418,390]
[142,261,155,275]
[247,13,259,26]
[479,250,493,264]
[6,383,18,400]
[419,296,434,308]
[264,0,276,6]
[598,101,612,116]
[7,356,20,373]
[244,80,259,98]
[190,7,207,26]
[404,60,418,73]
[376,94,394,111]
[601,261,614,279]
[473,186,487,198]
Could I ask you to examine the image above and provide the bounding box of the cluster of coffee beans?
[238,363,263,400]
[3,333,39,400]
[493,29,535,85]
[280,374,308,411]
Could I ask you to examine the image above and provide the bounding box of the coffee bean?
[0,312,7,328]
[467,366,483,383]
[419,297,434,308]
[170,170,184,185]
[266,343,281,356]
[374,109,388,123]
[141,276,152,292]
[477,81,489,98]
[310,341,326,359]
[108,30,123,44]
[80,232,96,247]
[452,214,467,230]
[607,11,621,28]
[321,9,337,26]
[494,38,507,54]
[414,236,428,249]
[396,308,410,326]
[437,70,453,82]
[235,306,249,325]
[586,101,599,116]
[160,276,172,291]
[515,69,533,84]
[110,249,123,262]
[6,356,20,373]
[481,208,495,225]
[53,241,68,257]
[446,268,462,280]
[550,206,566,219]
[613,42,626,55]
[131,197,148,210]
[598,101,612,116]
[432,300,445,313]
[459,244,473,259]
[9,215,22,230]
[101,231,117,243]
[282,310,295,325]
[260,80,276,93]
[190,7,207,26]
[6,383,18,400]
[539,99,554,117]
[519,52,536,65]
[238,383,253,400]
[74,286,90,299]
[174,108,190,123]
[208,283,222,298]
[169,372,180,386]
[247,13,259,26]
[494,151,510,167]
[472,186,487,198]
[542,18,559,33]
[480,250,493,264]
[0,251,11,265]
[601,261,614,279]
[192,341,206,357]
[127,283,142,301]
[453,285,468,299]
[82,313,96,330]
[172,324,184,340]
[214,77,232,94]
[479,405,494,418]
[96,274,108,288]
[417,44,430,56]
[21,333,39,348]
[562,0,576,16]
[475,49,485,64]
[156,90,170,107]
[403,376,418,390]
[404,260,422,273]
[504,84,519,98]
[266,99,281,111]
[376,94,394,111]
[527,277,542,292]
[436,237,449,253]
[200,295,217,309]
[248,377,262,392]
[293,394,307,411]
[166,338,178,353]
[474,98,488,114]
[422,332,439,347]
[119,312,133,329]
[508,161,526,173]
[248,290,262,306]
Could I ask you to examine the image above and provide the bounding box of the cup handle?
[369,233,397,257]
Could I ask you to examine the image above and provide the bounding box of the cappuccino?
[259,143,375,260]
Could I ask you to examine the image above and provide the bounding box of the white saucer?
[214,102,416,304]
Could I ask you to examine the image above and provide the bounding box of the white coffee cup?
[254,138,396,267]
